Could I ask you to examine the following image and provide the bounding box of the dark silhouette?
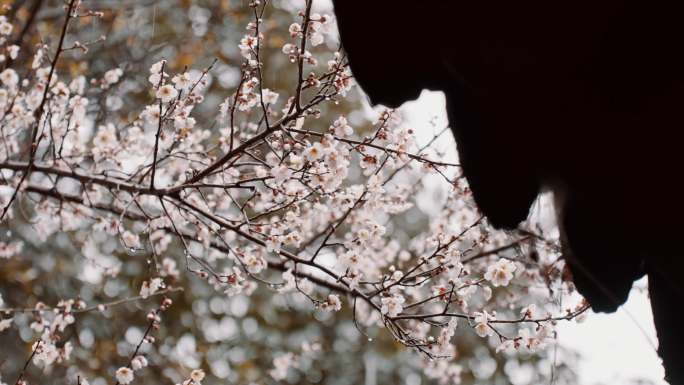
[332,2,684,383]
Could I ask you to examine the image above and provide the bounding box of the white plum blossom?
[140,278,164,299]
[190,369,205,384]
[238,35,259,59]
[320,294,342,312]
[381,293,405,317]
[140,104,162,123]
[483,259,517,287]
[288,23,301,37]
[243,253,267,274]
[0,241,22,259]
[172,72,193,91]
[7,45,19,60]
[131,355,148,370]
[516,325,552,352]
[121,230,141,249]
[93,123,118,151]
[52,311,75,332]
[33,337,59,367]
[306,13,333,46]
[331,116,353,137]
[473,310,494,338]
[156,84,178,102]
[174,116,196,131]
[148,59,167,85]
[282,43,298,61]
[271,164,292,184]
[265,235,282,254]
[261,88,279,104]
[115,367,134,385]
[338,250,362,271]
[303,142,325,162]
[0,69,18,87]
[235,77,260,111]
[309,32,324,46]
[223,267,247,296]
[103,68,123,88]
[0,18,12,35]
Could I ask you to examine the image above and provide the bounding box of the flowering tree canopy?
[0,1,591,384]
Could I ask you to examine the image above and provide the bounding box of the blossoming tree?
[0,1,589,384]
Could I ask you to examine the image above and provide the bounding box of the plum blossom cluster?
[0,1,587,384]
[111,295,174,385]
[282,11,333,64]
